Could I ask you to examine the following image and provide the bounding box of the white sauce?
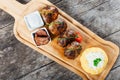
[85,51,105,70]
[24,11,44,30]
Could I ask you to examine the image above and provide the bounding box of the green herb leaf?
[55,21,62,24]
[93,58,102,67]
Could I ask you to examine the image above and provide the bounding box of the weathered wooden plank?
[79,0,120,38]
[17,62,82,80]
[48,0,62,4]
[55,0,108,17]
[17,0,31,4]
[106,66,120,80]
[0,24,52,80]
[0,10,14,29]
[54,0,107,17]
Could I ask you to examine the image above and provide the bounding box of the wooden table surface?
[0,0,120,80]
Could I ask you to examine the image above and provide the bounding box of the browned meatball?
[41,6,59,24]
[49,19,67,35]
[65,29,76,37]
[57,29,76,47]
[64,41,82,59]
[57,37,75,47]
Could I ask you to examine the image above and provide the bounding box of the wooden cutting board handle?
[0,0,44,19]
[0,0,27,19]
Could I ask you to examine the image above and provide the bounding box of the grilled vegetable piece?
[64,41,82,59]
[75,32,82,43]
[49,19,67,35]
[57,29,76,47]
[41,6,59,24]
[33,29,50,46]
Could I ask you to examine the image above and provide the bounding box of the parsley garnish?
[93,58,102,67]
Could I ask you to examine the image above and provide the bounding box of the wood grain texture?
[0,0,120,80]
[106,65,120,80]
[17,62,82,80]
[0,10,14,29]
[0,24,52,80]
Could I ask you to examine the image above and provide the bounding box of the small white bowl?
[24,11,44,30]
[31,27,51,47]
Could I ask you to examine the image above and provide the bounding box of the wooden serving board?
[0,0,119,80]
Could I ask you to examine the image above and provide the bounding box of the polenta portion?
[80,47,108,75]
